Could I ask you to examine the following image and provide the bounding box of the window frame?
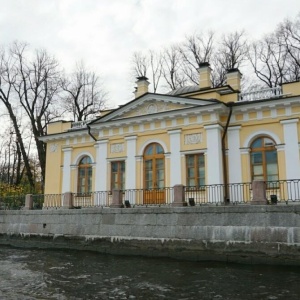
[185,153,205,188]
[77,156,92,195]
[110,161,125,191]
[250,136,278,184]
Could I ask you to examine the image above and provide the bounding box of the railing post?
[110,190,124,208]
[24,194,33,210]
[62,192,73,209]
[172,184,187,207]
[251,180,267,205]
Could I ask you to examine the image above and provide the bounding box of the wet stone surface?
[0,246,300,299]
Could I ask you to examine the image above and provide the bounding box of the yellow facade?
[40,70,300,205]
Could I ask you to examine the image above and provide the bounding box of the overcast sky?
[0,0,299,107]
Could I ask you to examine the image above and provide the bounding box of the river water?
[0,246,299,300]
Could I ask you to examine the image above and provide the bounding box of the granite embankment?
[0,205,300,265]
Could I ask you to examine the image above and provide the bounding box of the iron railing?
[3,180,300,210]
[186,182,252,205]
[238,86,282,102]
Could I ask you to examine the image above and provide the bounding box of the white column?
[62,147,72,193]
[168,129,182,186]
[204,124,223,185]
[94,140,108,191]
[281,119,300,179]
[227,126,242,183]
[125,136,137,190]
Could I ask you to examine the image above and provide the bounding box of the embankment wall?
[0,205,300,265]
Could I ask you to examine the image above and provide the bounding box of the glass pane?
[267,175,278,181]
[156,169,164,181]
[266,151,277,164]
[156,144,164,154]
[146,171,153,181]
[156,159,164,169]
[253,175,264,180]
[188,178,195,186]
[199,168,205,178]
[251,152,262,164]
[251,138,262,149]
[253,165,263,176]
[145,160,152,170]
[198,155,205,167]
[79,156,92,165]
[111,162,118,172]
[188,168,195,177]
[145,145,153,155]
[199,178,205,186]
[121,161,125,172]
[267,163,278,176]
[264,138,275,146]
[157,180,164,189]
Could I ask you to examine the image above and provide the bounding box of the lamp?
[188,198,195,206]
[124,200,131,208]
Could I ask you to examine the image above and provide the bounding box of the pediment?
[92,93,217,124]
[119,100,194,119]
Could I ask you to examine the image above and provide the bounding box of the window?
[77,156,92,195]
[111,161,125,190]
[186,154,205,187]
[143,143,165,189]
[250,137,278,182]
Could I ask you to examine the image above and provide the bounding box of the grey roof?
[167,85,200,95]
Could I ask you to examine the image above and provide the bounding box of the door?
[143,143,165,204]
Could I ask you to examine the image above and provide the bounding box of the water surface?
[0,246,299,299]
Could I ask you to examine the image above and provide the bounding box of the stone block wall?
[0,205,300,265]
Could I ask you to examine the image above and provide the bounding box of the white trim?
[243,131,281,148]
[168,129,182,186]
[205,124,223,186]
[227,126,242,184]
[281,120,300,179]
[180,149,207,156]
[94,140,108,191]
[72,151,95,165]
[106,157,127,162]
[62,147,72,193]
[125,136,137,190]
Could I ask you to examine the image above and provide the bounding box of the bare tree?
[131,51,148,78]
[0,46,35,190]
[179,31,215,84]
[61,62,107,121]
[248,33,289,87]
[9,41,62,187]
[161,45,187,90]
[278,14,300,81]
[211,31,248,87]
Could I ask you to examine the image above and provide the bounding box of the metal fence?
[2,180,300,210]
[186,182,252,205]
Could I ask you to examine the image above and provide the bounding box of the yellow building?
[40,64,300,206]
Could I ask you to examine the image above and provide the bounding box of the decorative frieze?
[49,143,58,152]
[184,133,202,145]
[110,143,124,153]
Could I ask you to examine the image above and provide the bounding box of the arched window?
[78,156,92,195]
[143,143,165,204]
[143,143,165,189]
[250,137,278,182]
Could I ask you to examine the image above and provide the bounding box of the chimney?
[226,68,242,91]
[134,76,150,98]
[198,62,212,89]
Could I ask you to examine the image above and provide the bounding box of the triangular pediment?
[91,93,218,124]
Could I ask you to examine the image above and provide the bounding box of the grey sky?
[0,0,299,107]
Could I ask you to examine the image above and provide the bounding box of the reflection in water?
[0,246,300,299]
